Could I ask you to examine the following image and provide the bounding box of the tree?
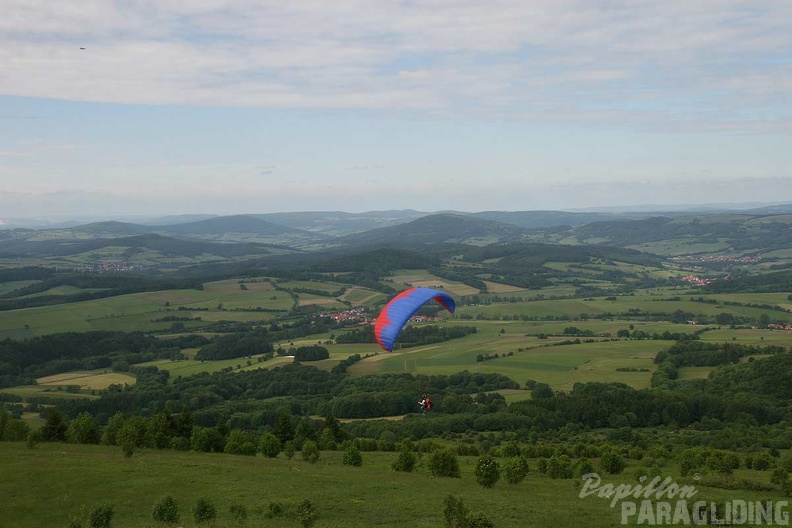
[531,383,553,399]
[145,412,174,449]
[224,429,256,456]
[474,455,500,488]
[88,504,114,528]
[117,422,138,458]
[601,451,626,475]
[502,456,529,484]
[302,440,320,464]
[343,445,363,467]
[296,499,316,528]
[193,498,216,525]
[274,413,295,444]
[428,450,461,478]
[259,433,282,458]
[442,494,493,528]
[317,427,337,451]
[152,495,179,525]
[101,413,125,445]
[392,449,417,472]
[229,503,248,525]
[40,409,67,442]
[173,407,194,440]
[66,412,101,444]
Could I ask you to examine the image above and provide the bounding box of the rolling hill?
[333,213,533,249]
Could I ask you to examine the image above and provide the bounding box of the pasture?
[0,442,780,528]
[36,371,137,390]
[346,334,668,391]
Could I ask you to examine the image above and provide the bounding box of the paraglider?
[374,287,456,352]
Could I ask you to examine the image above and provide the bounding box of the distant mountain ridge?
[333,213,533,248]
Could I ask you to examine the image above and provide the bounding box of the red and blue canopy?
[374,287,456,352]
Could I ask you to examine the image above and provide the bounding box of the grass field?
[36,370,137,390]
[0,442,783,528]
[347,336,668,391]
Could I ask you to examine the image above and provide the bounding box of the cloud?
[0,0,789,132]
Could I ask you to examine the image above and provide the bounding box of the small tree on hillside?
[392,449,417,472]
[302,440,320,464]
[259,432,282,458]
[152,495,179,525]
[429,450,461,478]
[474,455,500,488]
[342,445,363,467]
[193,498,216,525]
[88,504,114,528]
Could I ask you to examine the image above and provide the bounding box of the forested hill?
[0,234,289,259]
[702,269,792,293]
[333,213,532,248]
[551,214,792,252]
[695,353,792,401]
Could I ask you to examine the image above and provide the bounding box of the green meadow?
[348,337,667,391]
[0,442,783,528]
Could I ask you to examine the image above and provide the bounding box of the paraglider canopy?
[374,287,456,352]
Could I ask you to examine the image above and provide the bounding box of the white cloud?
[0,0,789,132]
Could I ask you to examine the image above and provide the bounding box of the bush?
[302,440,320,464]
[392,450,417,472]
[266,501,284,519]
[193,498,216,524]
[229,503,248,524]
[296,499,316,528]
[474,455,500,488]
[467,511,495,528]
[284,441,296,460]
[547,455,574,479]
[502,456,529,484]
[577,458,594,477]
[88,504,114,528]
[429,450,461,478]
[259,433,282,458]
[343,445,363,467]
[500,441,520,458]
[152,495,179,525]
[443,494,468,527]
[442,494,493,528]
[601,450,626,475]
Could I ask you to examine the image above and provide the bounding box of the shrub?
[229,503,248,524]
[392,450,417,472]
[259,433,282,458]
[500,441,520,458]
[88,504,114,528]
[284,441,296,460]
[577,458,594,477]
[296,499,316,528]
[442,494,493,528]
[152,495,179,525]
[302,440,320,464]
[193,498,216,524]
[429,450,461,478]
[601,451,626,475]
[26,428,42,449]
[547,455,574,479]
[169,436,190,451]
[266,501,284,519]
[467,511,495,528]
[502,456,529,484]
[474,455,500,488]
[443,494,468,527]
[343,445,363,467]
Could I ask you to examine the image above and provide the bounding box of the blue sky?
[1,0,790,219]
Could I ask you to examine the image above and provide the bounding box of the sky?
[1,0,790,219]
